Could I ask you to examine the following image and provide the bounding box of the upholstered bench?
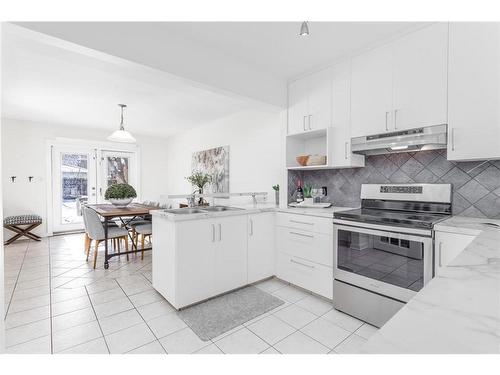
[3,214,43,245]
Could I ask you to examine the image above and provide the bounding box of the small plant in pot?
[303,184,313,204]
[105,183,137,207]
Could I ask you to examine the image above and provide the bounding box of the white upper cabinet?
[351,23,448,137]
[447,23,500,161]
[288,78,309,134]
[330,62,365,168]
[287,68,332,134]
[392,23,448,131]
[307,68,333,131]
[351,43,393,138]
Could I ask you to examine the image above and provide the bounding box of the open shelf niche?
[286,128,332,170]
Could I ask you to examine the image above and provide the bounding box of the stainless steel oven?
[334,220,433,303]
[332,183,451,327]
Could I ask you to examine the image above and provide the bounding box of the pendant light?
[300,21,310,36]
[107,104,136,143]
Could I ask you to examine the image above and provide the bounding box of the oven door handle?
[334,223,432,243]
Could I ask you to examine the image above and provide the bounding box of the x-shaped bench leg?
[4,223,42,245]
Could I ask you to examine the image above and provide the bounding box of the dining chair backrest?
[82,205,89,234]
[149,202,160,207]
[82,207,105,240]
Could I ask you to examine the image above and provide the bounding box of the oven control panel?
[380,186,423,194]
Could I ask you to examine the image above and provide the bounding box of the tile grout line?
[266,295,352,353]
[4,241,31,319]
[84,284,111,354]
[48,237,55,354]
[114,278,167,353]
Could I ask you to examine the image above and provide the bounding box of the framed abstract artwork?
[192,146,229,194]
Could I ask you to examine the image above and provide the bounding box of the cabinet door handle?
[289,231,314,238]
[344,142,348,160]
[385,111,390,131]
[308,115,312,130]
[451,128,455,151]
[249,219,253,236]
[218,223,222,242]
[303,116,307,131]
[211,224,215,242]
[438,241,443,267]
[290,219,314,226]
[394,109,398,130]
[290,259,315,269]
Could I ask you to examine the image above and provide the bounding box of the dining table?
[86,203,157,269]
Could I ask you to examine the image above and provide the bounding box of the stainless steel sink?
[164,208,207,215]
[201,206,244,212]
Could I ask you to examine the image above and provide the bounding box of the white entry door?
[51,144,139,233]
[98,150,138,203]
[52,145,98,233]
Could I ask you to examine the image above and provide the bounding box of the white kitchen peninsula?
[151,205,353,309]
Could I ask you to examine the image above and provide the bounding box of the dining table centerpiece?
[104,183,137,207]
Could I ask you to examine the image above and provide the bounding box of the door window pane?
[106,157,129,186]
[61,153,88,225]
[337,230,424,291]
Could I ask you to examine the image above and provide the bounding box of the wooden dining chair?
[134,223,152,260]
[82,207,130,268]
[83,206,118,255]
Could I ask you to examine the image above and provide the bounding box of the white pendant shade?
[107,129,137,143]
[108,103,136,143]
[300,21,310,36]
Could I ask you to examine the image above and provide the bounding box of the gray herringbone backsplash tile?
[288,150,500,219]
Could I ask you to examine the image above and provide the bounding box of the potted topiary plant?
[104,183,137,207]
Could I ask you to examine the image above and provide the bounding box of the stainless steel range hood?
[351,124,447,156]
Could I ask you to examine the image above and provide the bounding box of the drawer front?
[276,226,333,267]
[276,213,333,235]
[276,252,333,299]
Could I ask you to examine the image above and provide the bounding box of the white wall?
[1,118,170,238]
[0,23,5,353]
[164,107,286,207]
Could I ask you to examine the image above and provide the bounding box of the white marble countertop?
[361,216,500,353]
[151,204,355,221]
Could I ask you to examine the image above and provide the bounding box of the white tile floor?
[3,233,378,354]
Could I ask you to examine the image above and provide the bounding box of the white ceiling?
[2,22,426,138]
[15,22,425,106]
[1,25,255,138]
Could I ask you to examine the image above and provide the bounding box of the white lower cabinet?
[248,213,275,284]
[176,218,216,307]
[275,214,334,299]
[155,215,248,309]
[153,211,335,309]
[276,252,333,299]
[214,215,248,295]
[434,231,476,276]
[276,226,332,267]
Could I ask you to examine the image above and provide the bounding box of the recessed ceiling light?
[300,21,310,36]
